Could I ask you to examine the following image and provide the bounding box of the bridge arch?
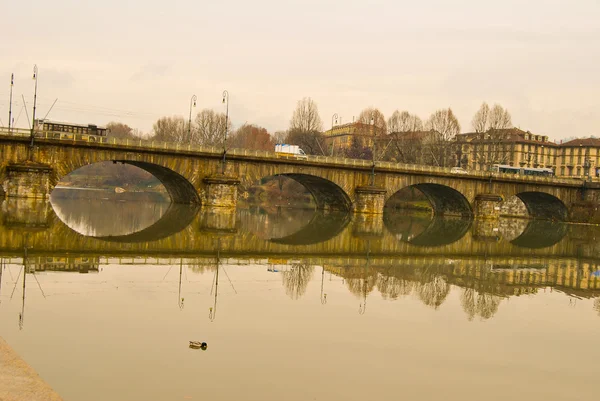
[516,191,568,221]
[270,173,353,212]
[55,160,200,204]
[386,183,473,217]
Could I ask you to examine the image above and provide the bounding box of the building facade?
[454,128,600,179]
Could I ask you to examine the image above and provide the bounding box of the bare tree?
[387,110,423,133]
[282,263,315,300]
[272,130,287,144]
[193,109,229,147]
[488,104,512,129]
[286,128,326,155]
[289,97,323,132]
[151,116,186,143]
[425,108,461,167]
[357,107,387,135]
[471,102,490,133]
[425,108,461,139]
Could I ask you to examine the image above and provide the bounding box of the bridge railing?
[0,127,585,186]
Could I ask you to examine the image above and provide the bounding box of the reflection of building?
[28,257,100,273]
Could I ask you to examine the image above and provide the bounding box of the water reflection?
[384,212,472,246]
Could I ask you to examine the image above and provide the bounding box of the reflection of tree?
[594,298,600,316]
[460,288,502,321]
[345,272,377,298]
[376,275,413,300]
[282,263,314,300]
[416,275,450,310]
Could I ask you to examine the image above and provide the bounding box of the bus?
[491,164,554,177]
[35,119,109,137]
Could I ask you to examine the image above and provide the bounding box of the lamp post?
[330,113,338,156]
[8,73,14,133]
[30,65,38,148]
[221,90,229,174]
[188,94,197,143]
[370,114,376,186]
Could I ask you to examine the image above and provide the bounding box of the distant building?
[454,128,557,172]
[323,122,384,155]
[556,137,600,178]
[454,128,600,178]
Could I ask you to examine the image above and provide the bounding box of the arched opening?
[50,161,200,241]
[238,174,351,244]
[385,184,472,217]
[516,192,568,221]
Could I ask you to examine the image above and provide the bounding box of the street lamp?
[370,114,376,186]
[221,90,229,174]
[30,65,38,149]
[8,73,14,133]
[330,113,338,156]
[188,94,197,143]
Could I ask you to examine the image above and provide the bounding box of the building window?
[560,166,565,176]
[577,167,581,176]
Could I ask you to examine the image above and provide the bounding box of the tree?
[488,104,512,129]
[289,97,323,132]
[106,122,138,139]
[425,108,461,167]
[357,107,387,135]
[472,102,512,132]
[425,108,461,139]
[272,130,287,145]
[229,124,274,151]
[471,102,490,133]
[286,128,326,155]
[151,116,186,143]
[343,135,372,160]
[193,109,229,147]
[282,263,314,300]
[387,110,423,133]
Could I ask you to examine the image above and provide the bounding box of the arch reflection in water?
[510,219,568,249]
[239,207,351,245]
[383,211,471,246]
[51,198,199,242]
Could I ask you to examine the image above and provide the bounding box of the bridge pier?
[354,186,386,214]
[473,194,503,219]
[198,207,238,234]
[0,198,52,230]
[202,176,240,208]
[2,163,53,200]
[352,213,384,238]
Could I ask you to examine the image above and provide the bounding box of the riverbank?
[0,336,63,401]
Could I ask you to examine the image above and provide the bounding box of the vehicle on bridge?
[275,144,308,160]
[491,164,554,177]
[35,119,108,138]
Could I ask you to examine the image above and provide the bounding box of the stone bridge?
[1,130,597,220]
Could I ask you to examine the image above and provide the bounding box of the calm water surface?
[0,198,599,401]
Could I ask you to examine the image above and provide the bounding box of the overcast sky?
[1,0,599,140]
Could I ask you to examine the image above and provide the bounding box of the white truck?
[275,144,308,160]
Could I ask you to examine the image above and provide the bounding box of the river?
[0,197,599,401]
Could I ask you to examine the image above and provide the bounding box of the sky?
[1,0,599,140]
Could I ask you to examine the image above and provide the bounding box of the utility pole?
[8,73,14,132]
